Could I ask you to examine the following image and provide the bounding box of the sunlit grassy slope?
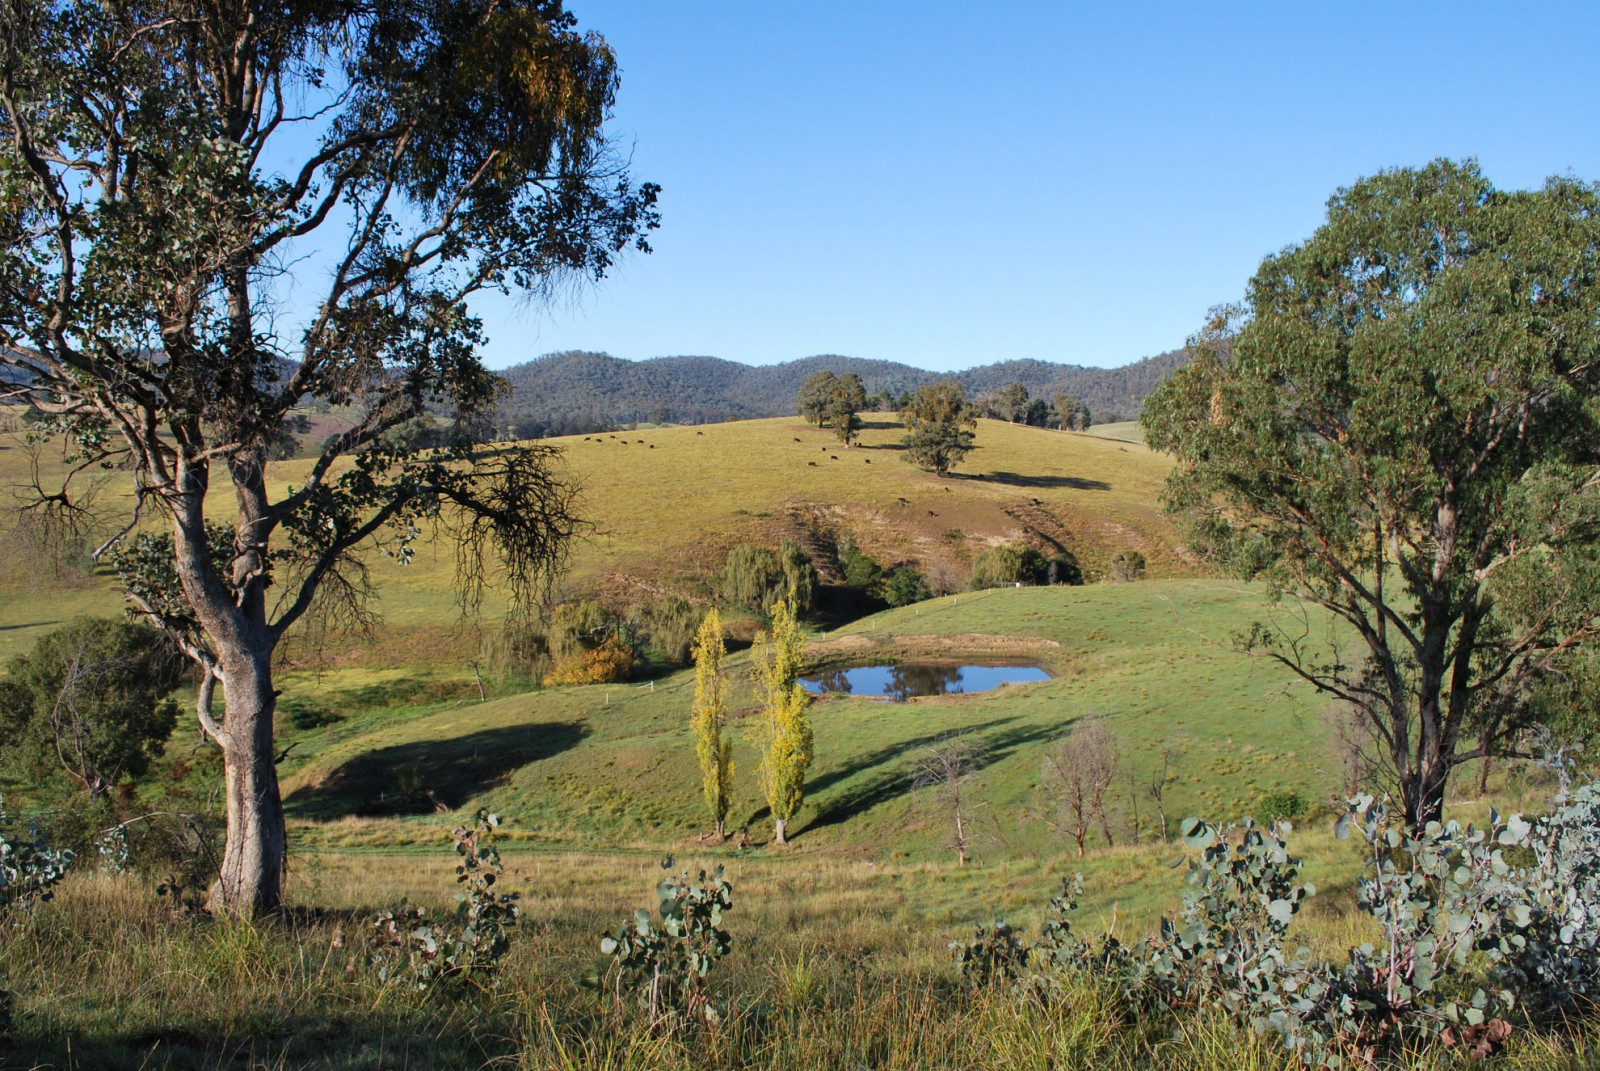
[1083,419,1146,444]
[273,583,1339,862]
[0,415,1184,658]
[1,415,1359,889]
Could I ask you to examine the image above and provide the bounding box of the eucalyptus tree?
[1143,159,1600,829]
[797,370,837,425]
[0,0,657,914]
[900,379,977,475]
[827,371,866,445]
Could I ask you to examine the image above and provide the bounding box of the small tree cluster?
[1050,392,1092,431]
[970,543,1046,589]
[486,595,700,685]
[537,600,637,685]
[968,543,1082,589]
[969,383,1087,429]
[542,636,634,686]
[797,371,868,444]
[722,542,817,616]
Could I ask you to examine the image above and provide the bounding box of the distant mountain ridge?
[495,349,1188,436]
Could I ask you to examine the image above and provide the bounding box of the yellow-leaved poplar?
[751,598,812,845]
[690,609,734,839]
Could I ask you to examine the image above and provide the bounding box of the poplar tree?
[750,598,812,845]
[690,609,734,839]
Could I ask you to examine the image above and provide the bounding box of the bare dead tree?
[1325,703,1388,801]
[46,640,108,797]
[1040,719,1119,857]
[911,737,988,866]
[1093,729,1120,849]
[1124,767,1143,842]
[1146,746,1176,844]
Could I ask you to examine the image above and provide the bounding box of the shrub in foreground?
[958,782,1600,1067]
[590,859,734,1027]
[0,796,75,921]
[368,810,519,990]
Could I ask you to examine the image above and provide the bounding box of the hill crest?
[495,349,1186,436]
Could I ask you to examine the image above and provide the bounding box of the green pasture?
[1083,419,1146,444]
[0,414,1185,661]
[272,584,1340,872]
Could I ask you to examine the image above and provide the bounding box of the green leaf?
[1180,818,1216,850]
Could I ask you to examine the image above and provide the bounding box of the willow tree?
[0,0,657,915]
[1142,159,1600,829]
[690,609,733,840]
[750,598,811,845]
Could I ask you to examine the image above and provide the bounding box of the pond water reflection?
[799,662,1050,701]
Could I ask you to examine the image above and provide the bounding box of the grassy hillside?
[6,414,1580,1071]
[1084,419,1145,444]
[269,584,1338,867]
[0,416,1343,874]
[0,415,1187,660]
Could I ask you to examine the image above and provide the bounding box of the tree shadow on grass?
[285,721,586,819]
[805,718,1072,833]
[984,471,1110,491]
[0,620,56,632]
[741,715,1078,839]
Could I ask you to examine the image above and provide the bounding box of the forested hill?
[494,349,1188,435]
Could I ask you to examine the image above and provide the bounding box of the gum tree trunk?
[170,454,289,918]
[210,648,286,916]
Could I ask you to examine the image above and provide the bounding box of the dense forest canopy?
[489,349,1187,435]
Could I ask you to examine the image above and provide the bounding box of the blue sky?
[466,1,1600,372]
